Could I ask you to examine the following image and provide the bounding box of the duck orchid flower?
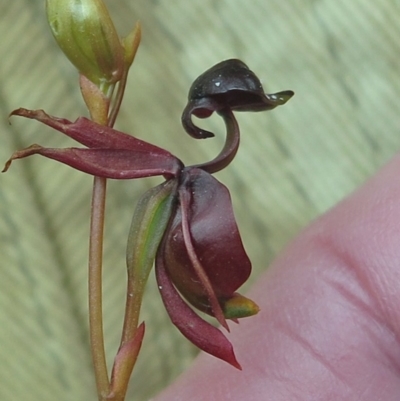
[3,59,293,368]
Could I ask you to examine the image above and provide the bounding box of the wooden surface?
[0,1,399,400]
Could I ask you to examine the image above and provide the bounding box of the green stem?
[85,88,113,400]
[108,66,129,128]
[121,276,142,346]
[87,29,141,399]
[89,176,110,400]
[87,64,131,399]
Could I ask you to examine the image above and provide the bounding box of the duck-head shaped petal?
[182,59,294,138]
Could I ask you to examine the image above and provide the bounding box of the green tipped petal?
[222,293,260,319]
[46,0,124,87]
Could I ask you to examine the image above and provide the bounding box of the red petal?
[155,247,241,369]
[10,108,176,156]
[4,145,181,179]
[164,168,251,303]
[178,186,228,330]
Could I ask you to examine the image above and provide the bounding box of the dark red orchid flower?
[3,59,293,368]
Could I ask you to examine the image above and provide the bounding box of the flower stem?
[89,175,110,400]
[86,26,141,399]
[85,88,112,400]
[121,277,142,346]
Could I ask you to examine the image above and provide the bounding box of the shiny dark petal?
[188,59,264,103]
[186,58,294,113]
[163,168,251,314]
[181,59,294,139]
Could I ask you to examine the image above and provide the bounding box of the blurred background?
[1,1,400,400]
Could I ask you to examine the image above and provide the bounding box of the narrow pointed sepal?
[156,250,241,369]
[177,184,228,330]
[3,146,182,179]
[9,108,176,154]
[5,108,183,178]
[3,144,42,172]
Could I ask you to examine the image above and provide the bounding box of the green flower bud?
[46,0,124,88]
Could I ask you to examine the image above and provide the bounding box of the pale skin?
[154,154,400,401]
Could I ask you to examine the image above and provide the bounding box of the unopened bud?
[46,0,124,87]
